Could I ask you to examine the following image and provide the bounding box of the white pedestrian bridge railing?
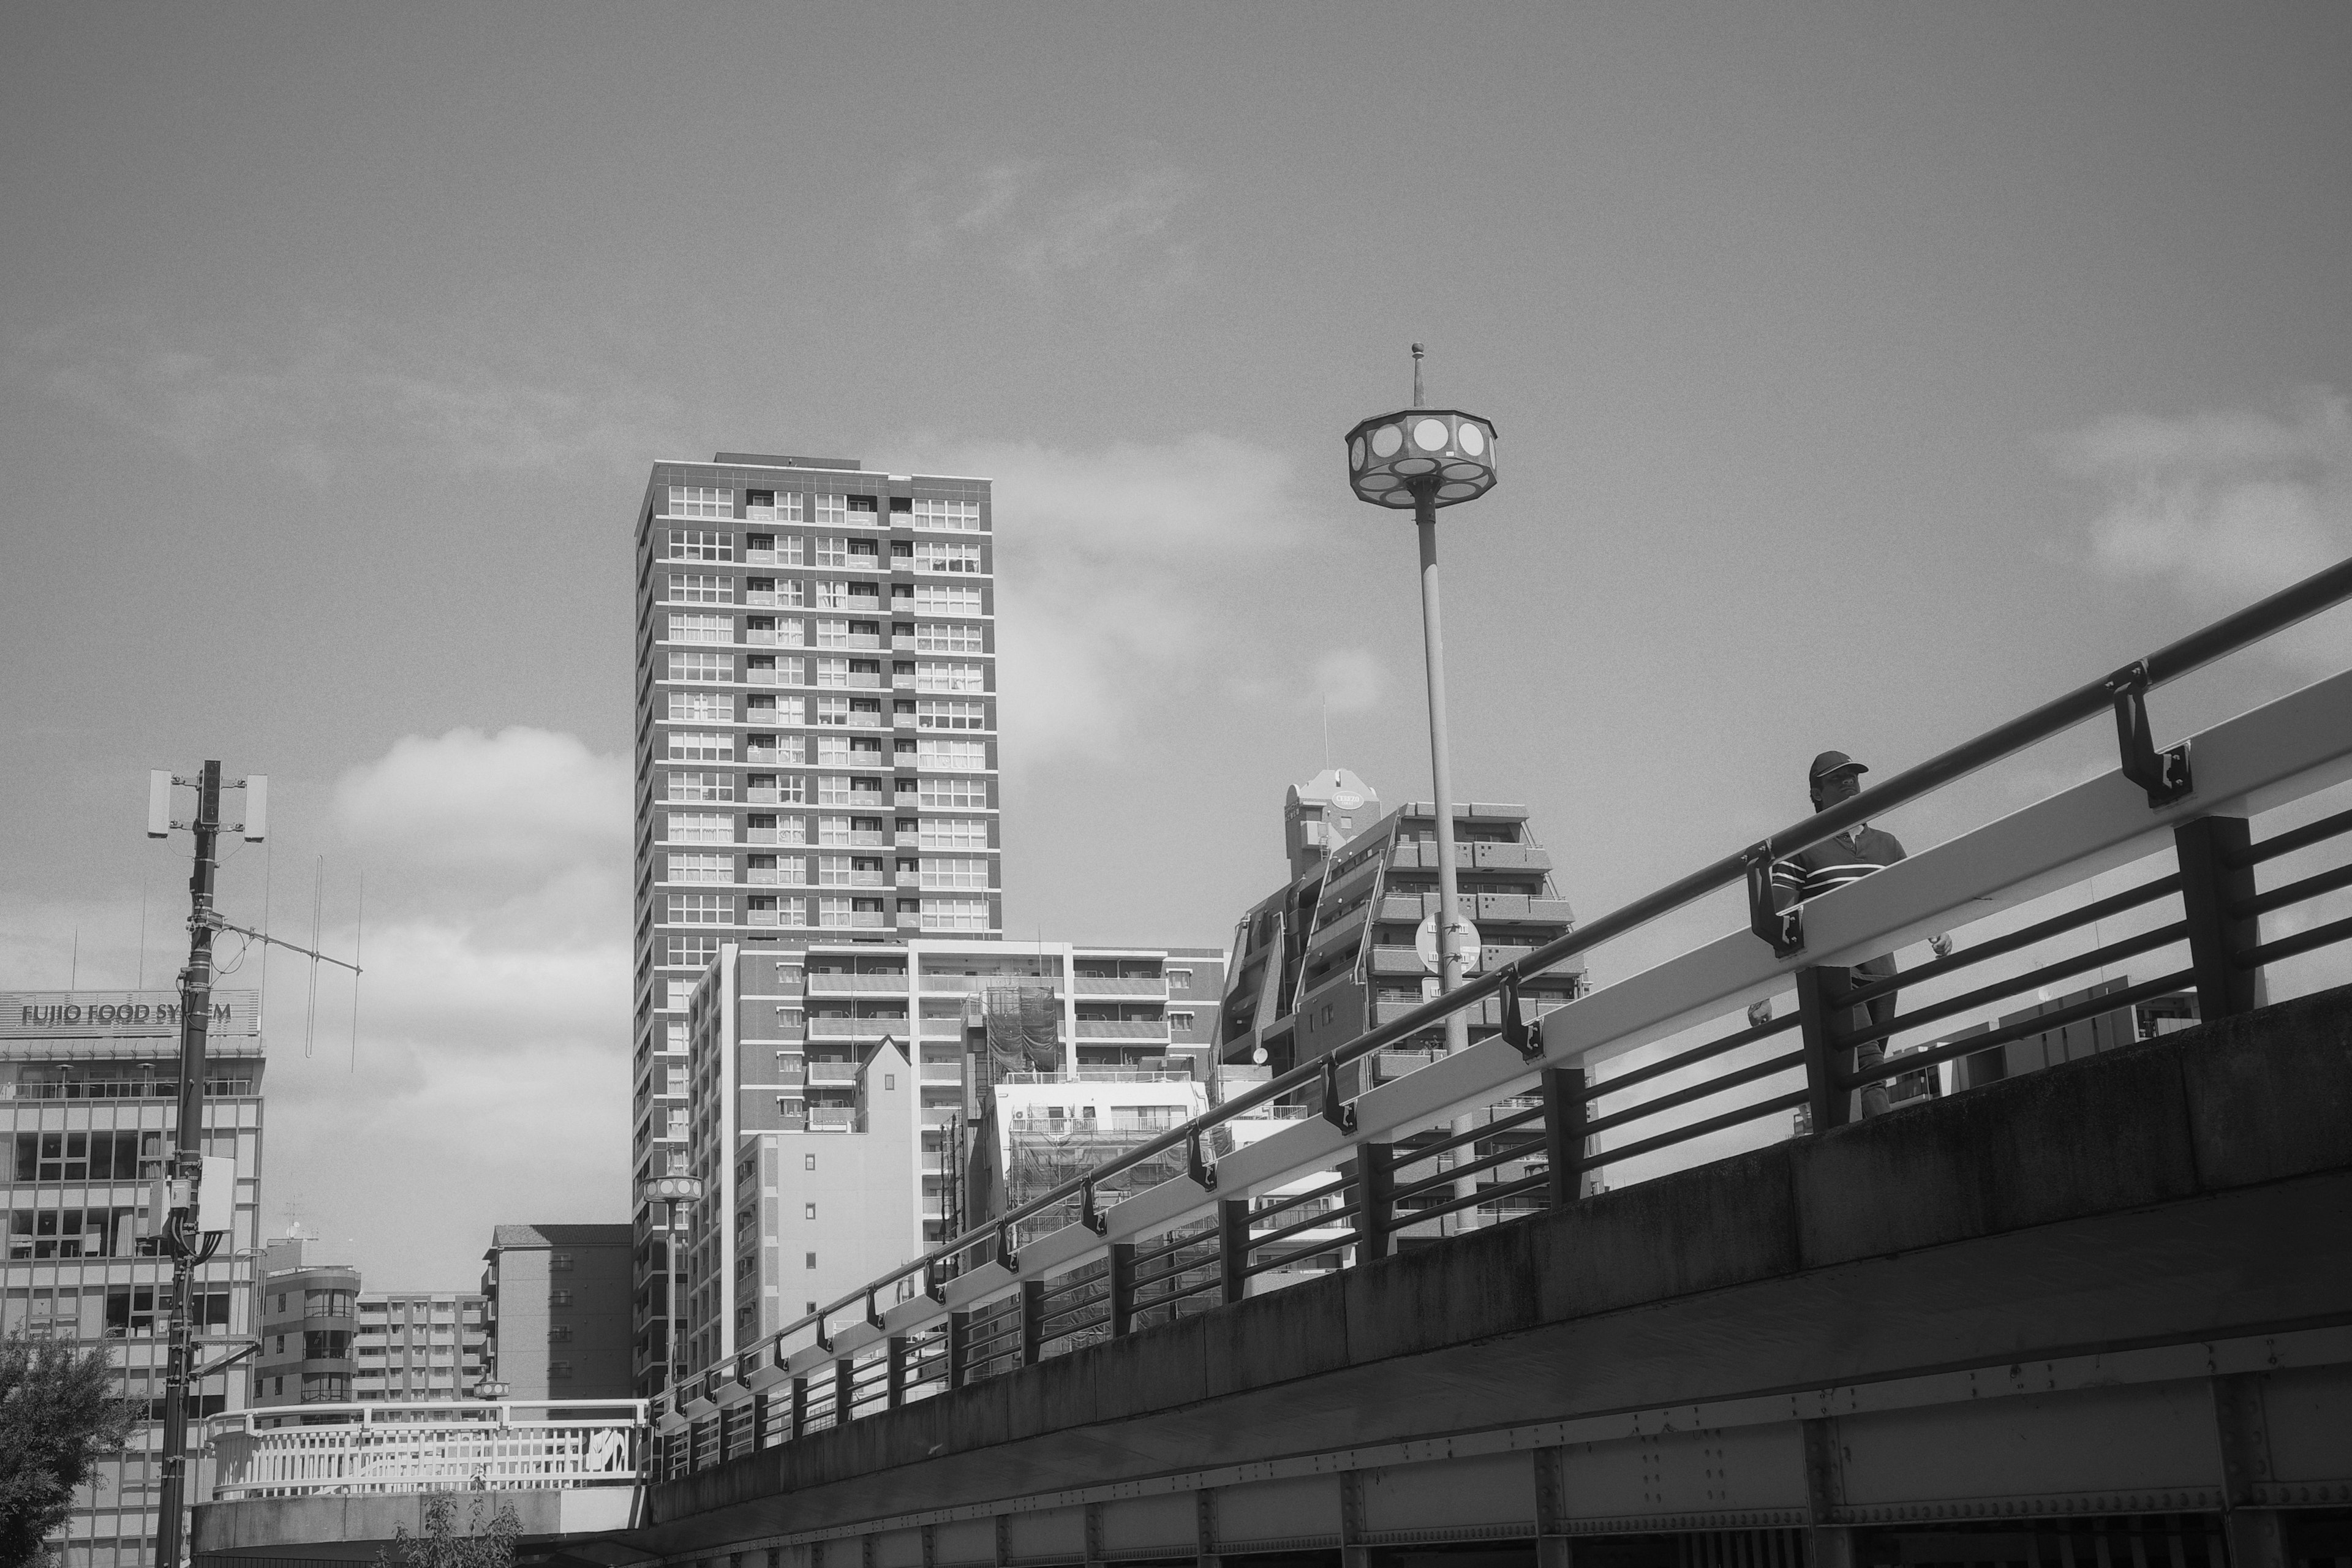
[651,557,2352,1482]
[203,1400,649,1499]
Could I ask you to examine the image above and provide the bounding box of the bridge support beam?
[2178,816,2261,1022]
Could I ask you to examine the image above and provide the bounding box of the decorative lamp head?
[1343,408,1498,510]
[643,1174,706,1205]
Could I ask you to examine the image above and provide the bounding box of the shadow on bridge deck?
[632,985,2352,1564]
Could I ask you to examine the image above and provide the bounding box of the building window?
[1170,1011,1196,1032]
[910,499,982,531]
[804,1253,817,1269]
[548,1325,572,1342]
[666,731,734,763]
[814,658,850,688]
[668,613,733,645]
[666,812,733,844]
[913,623,984,654]
[665,528,734,560]
[816,898,851,929]
[912,540,982,573]
[914,662,984,694]
[920,899,990,933]
[919,858,989,891]
[802,1203,815,1220]
[548,1360,574,1379]
[668,851,729,888]
[666,651,733,683]
[549,1254,573,1272]
[665,935,718,968]
[668,487,734,519]
[916,699,987,731]
[668,692,732,723]
[804,1154,816,1170]
[745,492,804,524]
[918,778,988,810]
[666,772,735,804]
[1169,968,1193,992]
[667,573,735,605]
[912,584,983,614]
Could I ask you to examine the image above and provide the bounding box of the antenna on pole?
[1412,342,1425,405]
[305,858,323,1059]
[349,872,364,1073]
[1322,694,1332,772]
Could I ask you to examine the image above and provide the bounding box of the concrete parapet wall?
[194,1487,640,1562]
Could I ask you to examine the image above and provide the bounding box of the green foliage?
[0,1331,141,1568]
[377,1479,521,1568]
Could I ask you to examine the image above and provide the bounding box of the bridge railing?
[203,1400,649,1499]
[653,557,2352,1479]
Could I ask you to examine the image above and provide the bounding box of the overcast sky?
[2,4,2348,1288]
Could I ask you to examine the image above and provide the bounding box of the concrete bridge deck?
[602,986,2352,1568]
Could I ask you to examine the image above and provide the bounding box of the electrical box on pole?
[241,775,268,841]
[148,771,172,839]
[198,1154,236,1235]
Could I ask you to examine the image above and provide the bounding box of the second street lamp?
[641,1174,704,1393]
[1344,350,1501,1057]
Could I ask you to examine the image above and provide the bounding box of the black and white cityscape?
[3,9,2350,1568]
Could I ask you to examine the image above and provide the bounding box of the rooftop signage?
[0,990,259,1039]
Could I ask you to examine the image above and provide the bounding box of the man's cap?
[1809,750,1868,782]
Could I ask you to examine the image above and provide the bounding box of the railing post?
[946,1310,971,1389]
[750,1391,770,1452]
[2177,816,2261,1022]
[834,1357,855,1423]
[1542,1066,1587,1207]
[886,1336,907,1409]
[1019,1279,1046,1366]
[789,1374,808,1441]
[1355,1144,1395,1262]
[1108,1243,1136,1338]
[1795,965,1856,1133]
[1218,1199,1252,1305]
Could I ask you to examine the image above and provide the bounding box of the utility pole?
[154,760,223,1568]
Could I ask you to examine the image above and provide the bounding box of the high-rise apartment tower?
[631,454,1000,1390]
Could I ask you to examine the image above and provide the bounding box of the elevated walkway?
[619,986,2352,1566]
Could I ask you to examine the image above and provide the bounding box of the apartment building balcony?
[745,788,783,805]
[894,870,919,889]
[891,672,916,690]
[746,867,809,888]
[745,668,785,687]
[742,746,780,765]
[814,870,888,891]
[892,712,916,729]
[744,908,785,927]
[745,548,782,565]
[802,1060,861,1086]
[805,1017,905,1042]
[805,1107,858,1133]
[837,711,884,729]
[1071,976,1166,997]
[1072,1020,1169,1041]
[743,590,779,606]
[745,827,801,846]
[817,633,883,652]
[891,635,916,652]
[804,973,910,995]
[1372,1048,1444,1083]
[897,911,921,931]
[894,829,920,848]
[920,1062,964,1085]
[744,629,800,648]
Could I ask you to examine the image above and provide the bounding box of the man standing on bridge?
[1749,751,1951,1119]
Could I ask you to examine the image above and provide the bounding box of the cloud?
[900,433,1310,764]
[899,157,1199,299]
[265,726,633,1283]
[2057,387,2352,665]
[27,314,690,482]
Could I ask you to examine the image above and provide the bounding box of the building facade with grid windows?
[0,990,262,1568]
[661,940,1226,1388]
[631,453,1003,1390]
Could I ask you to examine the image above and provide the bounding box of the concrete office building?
[249,1234,488,1407]
[0,990,262,1568]
[482,1223,633,1401]
[669,940,1226,1383]
[632,453,1001,1389]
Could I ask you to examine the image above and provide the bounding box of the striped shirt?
[1772,824,1907,905]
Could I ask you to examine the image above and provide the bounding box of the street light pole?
[1412,486,1471,1057]
[639,1174,704,1396]
[1344,363,1500,1065]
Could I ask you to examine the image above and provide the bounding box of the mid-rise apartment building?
[482,1223,633,1401]
[0,990,262,1568]
[632,453,1002,1389]
[249,1235,489,1408]
[668,940,1226,1383]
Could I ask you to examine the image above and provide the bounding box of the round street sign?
[1414,913,1483,976]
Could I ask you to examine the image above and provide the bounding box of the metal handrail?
[759,554,2352,1371]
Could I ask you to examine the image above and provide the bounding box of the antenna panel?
[148,771,172,838]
